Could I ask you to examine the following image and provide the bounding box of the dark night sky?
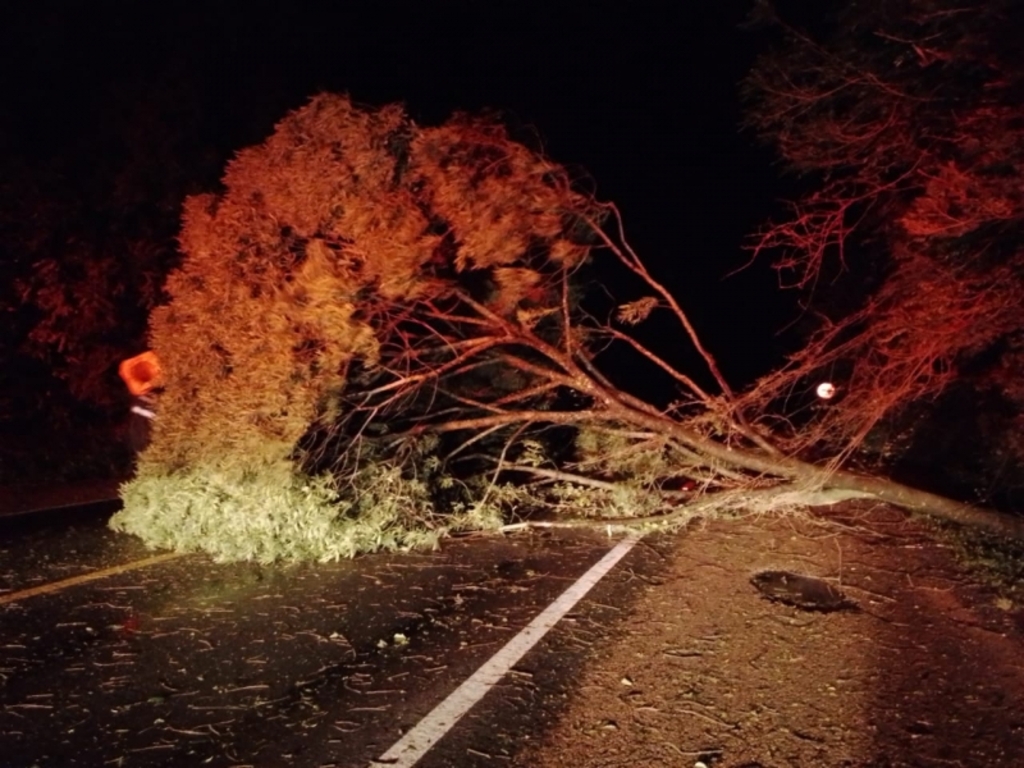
[1,1,792,387]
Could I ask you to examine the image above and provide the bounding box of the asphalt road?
[0,503,668,767]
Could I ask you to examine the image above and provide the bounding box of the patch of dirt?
[520,501,1024,767]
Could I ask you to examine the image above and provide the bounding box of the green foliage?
[113,460,504,563]
[545,480,667,521]
[929,515,1024,601]
[575,427,675,481]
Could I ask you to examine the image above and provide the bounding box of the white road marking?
[373,533,642,767]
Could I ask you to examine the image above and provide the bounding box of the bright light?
[816,382,836,400]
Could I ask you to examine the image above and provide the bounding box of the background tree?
[112,91,1024,563]
[0,69,223,482]
[740,0,1024,504]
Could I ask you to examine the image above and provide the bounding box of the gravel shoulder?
[520,502,1024,768]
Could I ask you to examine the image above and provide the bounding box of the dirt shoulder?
[522,502,1024,768]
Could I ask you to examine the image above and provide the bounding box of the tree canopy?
[112,95,609,560]
[740,0,1024,484]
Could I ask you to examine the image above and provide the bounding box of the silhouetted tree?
[740,0,1024,495]
[0,69,223,480]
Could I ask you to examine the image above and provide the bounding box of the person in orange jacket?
[118,351,163,453]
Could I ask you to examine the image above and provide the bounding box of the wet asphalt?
[0,503,669,767]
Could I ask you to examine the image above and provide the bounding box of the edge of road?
[0,476,125,519]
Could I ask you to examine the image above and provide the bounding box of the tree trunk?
[573,393,1024,541]
[823,467,1024,540]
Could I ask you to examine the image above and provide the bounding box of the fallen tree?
[111,84,1024,562]
[295,204,1024,540]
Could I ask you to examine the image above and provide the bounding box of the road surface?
[1,502,667,767]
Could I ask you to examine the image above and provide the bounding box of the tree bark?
[823,467,1024,540]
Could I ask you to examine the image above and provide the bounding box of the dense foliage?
[113,94,605,560]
